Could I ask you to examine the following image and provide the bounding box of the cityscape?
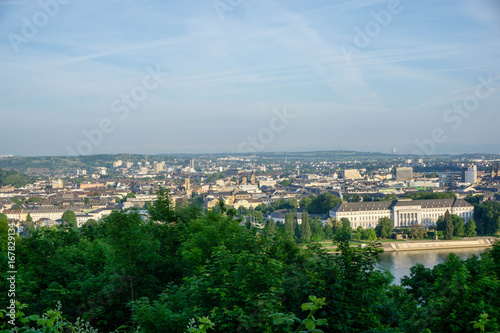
[1,0,500,332]
[1,153,499,233]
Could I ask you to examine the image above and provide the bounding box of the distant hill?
[0,169,29,188]
[0,151,498,173]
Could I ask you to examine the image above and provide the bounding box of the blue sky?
[0,0,499,156]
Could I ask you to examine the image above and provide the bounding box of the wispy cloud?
[0,0,499,155]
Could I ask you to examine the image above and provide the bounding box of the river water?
[378,247,490,284]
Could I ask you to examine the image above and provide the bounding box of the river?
[378,247,490,284]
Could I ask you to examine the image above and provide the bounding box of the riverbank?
[381,237,497,252]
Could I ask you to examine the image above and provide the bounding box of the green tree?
[301,210,312,242]
[474,201,500,235]
[401,250,500,333]
[293,210,301,240]
[404,191,456,200]
[324,218,334,240]
[106,210,160,308]
[26,213,33,223]
[61,210,77,231]
[26,197,41,204]
[341,217,351,231]
[299,196,313,209]
[148,187,177,223]
[436,215,446,232]
[351,194,361,202]
[355,226,364,240]
[0,213,9,247]
[364,228,377,241]
[307,193,341,214]
[465,219,477,237]
[363,194,372,202]
[281,179,292,186]
[490,216,500,236]
[269,198,298,212]
[452,214,465,237]
[0,169,28,187]
[375,217,393,238]
[84,198,90,205]
[267,218,277,234]
[443,210,454,240]
[465,194,483,206]
[285,211,295,240]
[255,203,269,214]
[410,223,427,239]
[383,193,398,201]
[309,217,325,242]
[336,218,352,240]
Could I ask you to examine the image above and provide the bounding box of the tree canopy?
[61,210,77,230]
[307,193,341,214]
[1,190,499,333]
[0,168,29,188]
[375,217,393,238]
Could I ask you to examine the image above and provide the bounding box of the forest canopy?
[0,189,499,333]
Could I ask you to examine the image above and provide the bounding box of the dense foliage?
[404,191,456,200]
[474,201,500,236]
[0,169,29,188]
[1,190,499,333]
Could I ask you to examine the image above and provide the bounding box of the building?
[51,179,63,189]
[462,165,478,184]
[343,169,361,180]
[329,198,474,229]
[75,212,93,227]
[153,161,164,173]
[259,179,277,188]
[77,182,106,190]
[268,209,329,225]
[395,167,413,181]
[122,194,158,209]
[74,169,87,176]
[440,173,455,187]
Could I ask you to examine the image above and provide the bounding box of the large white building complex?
[329,198,474,229]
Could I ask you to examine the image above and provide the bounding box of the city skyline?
[1,0,499,156]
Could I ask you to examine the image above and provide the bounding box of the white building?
[395,167,413,181]
[465,165,478,184]
[75,212,93,227]
[122,194,158,209]
[51,179,63,189]
[343,169,361,180]
[329,198,474,229]
[259,179,277,188]
[153,162,164,173]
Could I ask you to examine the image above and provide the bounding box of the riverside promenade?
[381,237,497,252]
